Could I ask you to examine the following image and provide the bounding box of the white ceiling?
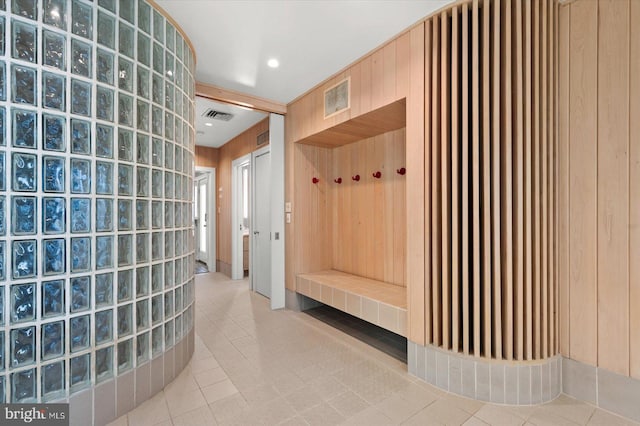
[156,0,455,146]
[195,97,267,148]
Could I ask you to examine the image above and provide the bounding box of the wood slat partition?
[423,0,557,360]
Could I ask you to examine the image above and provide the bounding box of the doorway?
[232,154,251,280]
[252,146,271,298]
[194,167,216,273]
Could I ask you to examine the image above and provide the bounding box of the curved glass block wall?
[0,0,196,418]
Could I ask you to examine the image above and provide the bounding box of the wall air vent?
[324,77,350,119]
[257,130,269,147]
[202,109,234,121]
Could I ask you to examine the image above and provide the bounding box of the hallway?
[108,273,636,426]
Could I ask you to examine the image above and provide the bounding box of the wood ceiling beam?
[195,82,287,115]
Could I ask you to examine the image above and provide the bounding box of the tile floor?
[108,273,638,426]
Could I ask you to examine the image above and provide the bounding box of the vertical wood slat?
[451,6,461,354]
[541,0,549,359]
[551,0,557,356]
[515,0,525,361]
[524,0,533,361]
[492,0,503,360]
[533,0,541,361]
[462,2,471,355]
[472,0,481,357]
[431,16,442,346]
[482,0,492,358]
[424,20,432,345]
[441,10,451,350]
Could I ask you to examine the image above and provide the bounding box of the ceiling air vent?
[257,131,269,147]
[202,109,234,121]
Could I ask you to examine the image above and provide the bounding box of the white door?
[195,175,208,262]
[253,150,271,298]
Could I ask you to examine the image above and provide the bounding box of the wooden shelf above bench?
[294,99,406,148]
[296,270,407,337]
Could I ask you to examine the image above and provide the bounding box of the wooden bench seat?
[296,270,407,337]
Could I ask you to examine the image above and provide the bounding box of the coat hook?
[312,177,319,184]
[396,167,406,175]
[372,171,382,179]
[334,177,342,184]
[352,174,360,182]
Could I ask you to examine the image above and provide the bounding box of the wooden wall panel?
[195,146,219,168]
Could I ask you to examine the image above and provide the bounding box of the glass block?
[96,161,113,195]
[136,200,149,231]
[70,79,91,116]
[118,129,133,161]
[43,238,65,275]
[137,66,150,99]
[95,309,112,344]
[165,112,174,140]
[71,39,92,78]
[166,23,175,53]
[136,168,149,198]
[164,201,174,228]
[118,57,133,93]
[117,269,132,302]
[70,354,90,392]
[164,141,175,169]
[95,235,113,269]
[174,258,182,284]
[11,326,35,366]
[151,265,162,294]
[97,11,115,49]
[13,0,36,20]
[152,42,164,75]
[43,197,65,234]
[0,109,5,145]
[152,73,163,105]
[151,169,162,198]
[95,346,113,383]
[151,201,162,229]
[71,119,90,154]
[43,0,67,30]
[71,0,93,40]
[69,198,90,234]
[98,0,115,13]
[164,320,174,348]
[137,134,150,164]
[118,93,133,127]
[175,314,182,340]
[42,115,65,151]
[0,334,3,370]
[164,172,175,199]
[165,56,175,85]
[0,241,6,281]
[164,260,174,288]
[117,199,131,231]
[43,30,66,71]
[12,196,35,235]
[0,196,5,236]
[42,320,64,360]
[12,20,36,63]
[138,0,151,33]
[118,339,132,374]
[136,266,149,297]
[12,65,36,105]
[153,9,164,42]
[152,138,163,166]
[13,240,36,279]
[118,164,133,195]
[95,198,112,232]
[70,238,90,273]
[136,234,149,263]
[119,22,134,59]
[175,149,183,173]
[70,314,89,352]
[12,152,36,191]
[96,124,114,158]
[96,85,114,122]
[118,304,132,337]
[152,107,163,136]
[11,283,34,323]
[152,325,162,356]
[11,368,35,402]
[151,232,162,261]
[43,156,65,192]
[96,49,114,85]
[117,234,132,266]
[175,287,183,313]
[137,332,149,364]
[137,100,149,132]
[42,279,64,318]
[164,231,175,258]
[95,272,113,307]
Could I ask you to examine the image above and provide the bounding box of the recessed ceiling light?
[267,58,279,68]
[205,122,213,127]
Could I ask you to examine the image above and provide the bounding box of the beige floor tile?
[171,405,217,426]
[190,356,221,374]
[462,417,490,426]
[194,366,229,389]
[272,372,306,395]
[208,394,249,425]
[278,416,310,426]
[284,385,323,412]
[302,402,346,426]
[542,395,596,425]
[327,391,370,418]
[106,414,128,426]
[588,409,640,426]
[403,399,473,426]
[201,379,239,404]
[527,406,581,426]
[307,375,349,401]
[234,397,297,425]
[474,404,526,426]
[241,382,281,407]
[127,392,172,426]
[165,387,208,419]
[375,390,436,423]
[164,369,199,399]
[339,406,396,426]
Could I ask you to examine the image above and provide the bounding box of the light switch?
[286,213,291,223]
[285,202,292,213]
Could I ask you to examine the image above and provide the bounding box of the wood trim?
[196,82,287,115]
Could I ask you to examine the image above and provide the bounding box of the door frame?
[194,166,216,272]
[231,154,251,280]
[250,145,271,292]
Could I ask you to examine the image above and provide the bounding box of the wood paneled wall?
[195,145,219,168]
[559,0,640,378]
[216,118,269,267]
[331,129,406,286]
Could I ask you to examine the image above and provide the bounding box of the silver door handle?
[253,231,259,235]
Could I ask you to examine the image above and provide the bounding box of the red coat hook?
[334,177,342,184]
[352,174,360,182]
[397,167,406,175]
[312,177,319,184]
[372,171,382,179]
